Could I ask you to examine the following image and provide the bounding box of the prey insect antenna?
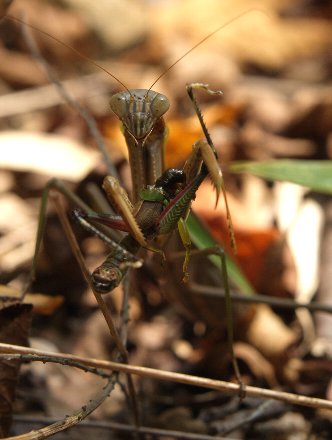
[148,8,268,92]
[3,14,133,95]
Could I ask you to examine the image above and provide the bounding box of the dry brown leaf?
[0,194,37,272]
[246,304,297,360]
[0,303,32,436]
[0,45,49,86]
[165,102,240,168]
[0,0,91,86]
[0,285,63,315]
[24,293,63,315]
[0,131,99,180]
[240,122,316,159]
[234,342,278,387]
[0,194,35,232]
[150,0,332,72]
[9,0,89,59]
[0,0,13,19]
[62,0,148,52]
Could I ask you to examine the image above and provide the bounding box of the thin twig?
[1,343,331,412]
[52,195,141,428]
[189,282,332,314]
[14,415,229,440]
[119,269,132,344]
[0,353,110,377]
[5,372,116,440]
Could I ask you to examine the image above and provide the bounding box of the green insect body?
[158,171,205,235]
[139,186,168,204]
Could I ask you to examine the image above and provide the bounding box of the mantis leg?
[100,176,165,259]
[186,83,236,252]
[177,217,191,282]
[30,178,95,284]
[171,244,245,396]
[183,139,222,204]
[102,176,147,247]
[71,209,142,270]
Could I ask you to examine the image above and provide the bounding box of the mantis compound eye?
[150,93,170,119]
[110,89,170,141]
[109,92,129,119]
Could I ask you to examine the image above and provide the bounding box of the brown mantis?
[70,83,232,293]
[2,7,260,388]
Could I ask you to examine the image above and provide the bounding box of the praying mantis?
[2,7,259,387]
[71,83,233,294]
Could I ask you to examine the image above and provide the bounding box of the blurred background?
[0,0,332,438]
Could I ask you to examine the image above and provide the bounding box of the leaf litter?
[0,0,331,438]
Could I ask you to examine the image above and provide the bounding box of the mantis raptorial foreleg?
[186,83,237,252]
[102,176,146,247]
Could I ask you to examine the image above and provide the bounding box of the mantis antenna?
[148,8,268,92]
[3,13,133,95]
[4,8,268,95]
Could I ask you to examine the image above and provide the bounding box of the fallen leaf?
[0,303,32,436]
[0,131,99,180]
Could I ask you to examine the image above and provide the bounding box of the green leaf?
[230,160,332,194]
[187,214,255,295]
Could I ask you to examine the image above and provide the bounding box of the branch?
[14,415,227,440]
[189,282,332,314]
[1,343,331,412]
[5,368,116,439]
[52,195,141,427]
